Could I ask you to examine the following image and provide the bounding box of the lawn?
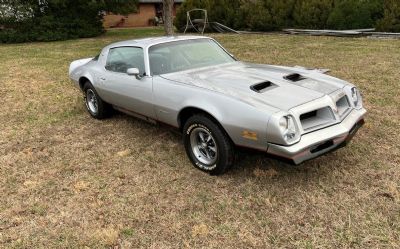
[0,27,399,248]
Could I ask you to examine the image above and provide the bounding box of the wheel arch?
[79,76,91,91]
[177,106,234,144]
[178,107,215,130]
[78,70,95,91]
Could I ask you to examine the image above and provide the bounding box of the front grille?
[336,95,351,118]
[300,106,335,131]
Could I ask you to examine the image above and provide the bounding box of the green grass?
[0,28,399,248]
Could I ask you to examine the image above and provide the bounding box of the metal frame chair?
[184,9,208,34]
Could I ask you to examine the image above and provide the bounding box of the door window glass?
[105,47,145,75]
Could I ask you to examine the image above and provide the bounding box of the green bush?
[327,0,383,29]
[0,0,136,43]
[175,0,398,32]
[235,0,292,31]
[175,0,295,32]
[2,0,398,43]
[0,17,104,43]
[293,0,333,29]
[208,0,241,29]
[376,0,400,32]
[235,0,272,31]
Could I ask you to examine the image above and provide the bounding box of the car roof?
[105,35,211,49]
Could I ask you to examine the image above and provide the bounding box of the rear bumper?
[267,108,366,164]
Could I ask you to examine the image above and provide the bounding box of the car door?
[98,46,156,119]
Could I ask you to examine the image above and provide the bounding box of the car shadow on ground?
[111,111,340,187]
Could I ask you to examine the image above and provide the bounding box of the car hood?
[161,61,349,111]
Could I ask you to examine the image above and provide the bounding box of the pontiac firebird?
[69,36,366,175]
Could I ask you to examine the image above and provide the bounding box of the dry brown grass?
[0,28,399,248]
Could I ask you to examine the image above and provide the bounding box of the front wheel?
[183,115,235,175]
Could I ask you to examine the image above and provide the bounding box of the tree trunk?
[163,0,174,35]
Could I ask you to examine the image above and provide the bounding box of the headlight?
[279,115,299,144]
[266,112,301,145]
[351,87,359,106]
[344,85,363,109]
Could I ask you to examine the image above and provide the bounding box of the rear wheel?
[183,114,235,175]
[83,82,112,119]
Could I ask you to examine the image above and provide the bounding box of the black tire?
[83,82,112,119]
[183,114,235,175]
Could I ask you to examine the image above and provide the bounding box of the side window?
[105,47,145,75]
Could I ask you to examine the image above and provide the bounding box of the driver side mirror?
[127,68,142,79]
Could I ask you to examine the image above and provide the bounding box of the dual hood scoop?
[249,73,310,93]
[284,73,306,82]
[250,81,276,93]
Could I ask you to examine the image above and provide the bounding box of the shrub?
[0,0,136,43]
[175,0,295,32]
[264,0,296,30]
[376,0,400,32]
[0,16,104,43]
[175,0,393,32]
[236,0,272,31]
[293,0,334,29]
[208,0,241,29]
[327,0,383,29]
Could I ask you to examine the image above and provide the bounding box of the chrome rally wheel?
[82,82,112,119]
[86,89,98,114]
[183,114,235,175]
[190,127,218,166]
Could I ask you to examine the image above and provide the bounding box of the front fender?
[182,98,272,150]
[153,77,279,151]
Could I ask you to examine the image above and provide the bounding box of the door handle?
[100,77,106,81]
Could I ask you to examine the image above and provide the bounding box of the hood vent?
[250,81,275,93]
[284,73,306,82]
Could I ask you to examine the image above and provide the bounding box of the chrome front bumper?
[267,108,367,164]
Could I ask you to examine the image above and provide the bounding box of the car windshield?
[148,39,235,75]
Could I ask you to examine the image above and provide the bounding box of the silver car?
[69,36,366,175]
